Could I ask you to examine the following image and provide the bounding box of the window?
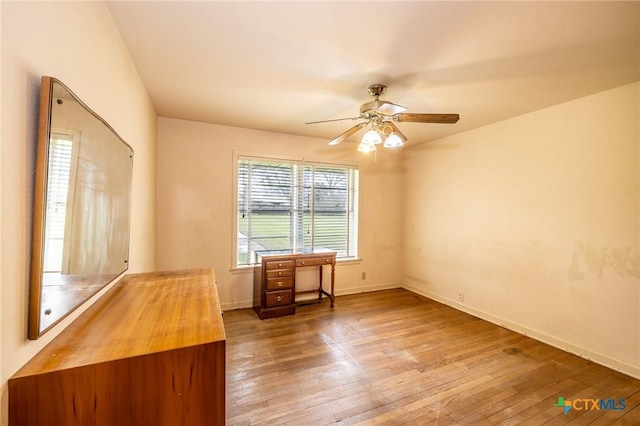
[236,156,359,266]
[43,131,79,274]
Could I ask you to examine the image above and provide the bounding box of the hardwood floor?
[224,289,640,425]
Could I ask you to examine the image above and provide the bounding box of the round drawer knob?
[278,271,282,276]
[276,296,282,302]
[301,261,305,265]
[277,281,283,287]
[278,263,282,267]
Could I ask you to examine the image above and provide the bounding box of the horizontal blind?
[43,136,73,272]
[237,157,358,266]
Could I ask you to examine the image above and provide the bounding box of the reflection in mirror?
[29,77,134,339]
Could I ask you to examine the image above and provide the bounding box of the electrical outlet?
[361,272,366,280]
[458,293,464,302]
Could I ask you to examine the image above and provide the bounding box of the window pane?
[347,169,359,258]
[312,167,348,256]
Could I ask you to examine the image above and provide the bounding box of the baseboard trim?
[220,300,253,311]
[335,282,402,296]
[403,282,640,380]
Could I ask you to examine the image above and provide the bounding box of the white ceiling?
[107,1,640,147]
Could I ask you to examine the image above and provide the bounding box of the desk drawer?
[265,290,293,308]
[296,257,334,267]
[266,260,294,270]
[266,268,293,279]
[266,277,293,290]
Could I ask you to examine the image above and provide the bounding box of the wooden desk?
[9,268,225,425]
[253,251,336,319]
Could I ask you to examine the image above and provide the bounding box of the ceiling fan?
[306,84,459,152]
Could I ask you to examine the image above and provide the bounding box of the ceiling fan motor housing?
[361,84,407,116]
[360,100,407,116]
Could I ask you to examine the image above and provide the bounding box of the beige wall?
[0,2,157,424]
[157,117,404,309]
[403,82,640,378]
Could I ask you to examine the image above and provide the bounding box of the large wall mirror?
[29,76,134,339]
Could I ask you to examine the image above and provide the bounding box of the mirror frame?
[29,76,134,339]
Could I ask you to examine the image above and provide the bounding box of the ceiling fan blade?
[394,113,460,124]
[305,116,362,125]
[328,121,368,145]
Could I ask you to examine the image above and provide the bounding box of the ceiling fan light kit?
[357,119,408,152]
[361,128,383,145]
[307,84,460,153]
[383,133,404,148]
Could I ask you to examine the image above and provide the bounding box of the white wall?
[403,82,639,378]
[0,2,157,424]
[157,117,404,310]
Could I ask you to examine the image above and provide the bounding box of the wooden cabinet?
[8,268,225,426]
[253,251,336,319]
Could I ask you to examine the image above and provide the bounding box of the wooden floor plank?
[224,289,640,425]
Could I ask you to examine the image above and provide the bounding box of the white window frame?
[231,152,360,269]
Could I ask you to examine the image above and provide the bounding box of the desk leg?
[318,265,323,302]
[330,262,335,308]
